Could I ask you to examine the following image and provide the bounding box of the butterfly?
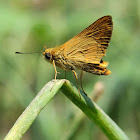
[16,16,113,93]
[43,16,113,89]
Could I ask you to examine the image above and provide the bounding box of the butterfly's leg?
[80,71,87,96]
[53,60,58,80]
[65,71,67,79]
[50,60,59,91]
[72,70,81,98]
[80,71,84,91]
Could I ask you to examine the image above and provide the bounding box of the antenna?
[15,51,43,54]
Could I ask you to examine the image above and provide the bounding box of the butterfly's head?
[43,48,53,63]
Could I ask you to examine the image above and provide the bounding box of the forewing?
[62,16,113,64]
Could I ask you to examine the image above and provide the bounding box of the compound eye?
[45,53,51,60]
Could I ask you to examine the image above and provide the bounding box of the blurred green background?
[0,0,140,140]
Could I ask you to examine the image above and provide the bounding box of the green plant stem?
[4,80,65,140]
[4,79,129,140]
[61,80,129,140]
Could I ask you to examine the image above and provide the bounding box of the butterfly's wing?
[62,16,113,67]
